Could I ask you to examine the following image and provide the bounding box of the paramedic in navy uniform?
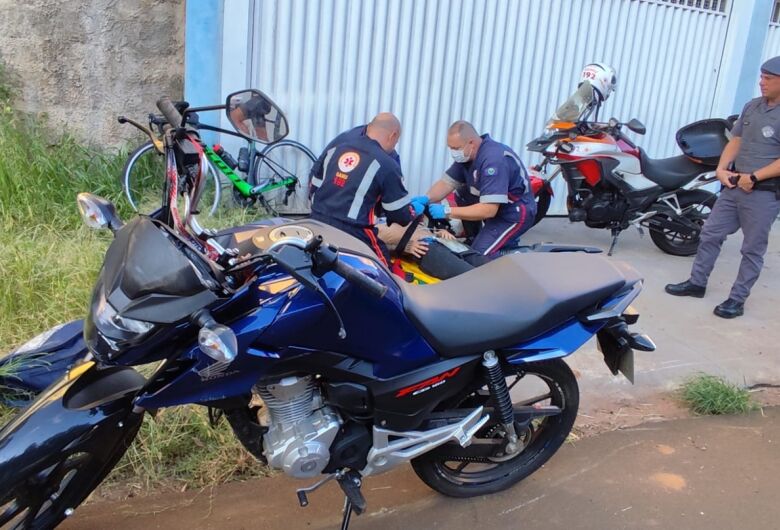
[415,120,537,257]
[310,113,417,266]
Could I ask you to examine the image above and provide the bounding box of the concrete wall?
[0,0,184,147]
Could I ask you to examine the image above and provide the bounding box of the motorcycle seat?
[639,149,710,190]
[399,253,639,357]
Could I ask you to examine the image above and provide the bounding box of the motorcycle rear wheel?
[648,190,716,256]
[533,186,552,226]
[411,359,578,498]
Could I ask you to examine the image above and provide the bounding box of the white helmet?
[580,63,617,103]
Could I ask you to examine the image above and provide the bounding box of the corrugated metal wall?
[244,0,731,212]
[757,15,780,97]
[764,25,780,61]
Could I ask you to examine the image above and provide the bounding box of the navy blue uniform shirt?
[442,134,535,223]
[311,133,413,228]
[311,125,401,182]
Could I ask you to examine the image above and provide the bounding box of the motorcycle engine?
[563,165,629,228]
[584,190,629,228]
[255,375,341,478]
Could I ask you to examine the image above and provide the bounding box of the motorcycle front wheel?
[648,190,716,256]
[411,359,578,498]
[0,431,137,530]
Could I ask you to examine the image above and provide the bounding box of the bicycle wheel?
[122,141,222,216]
[252,140,316,216]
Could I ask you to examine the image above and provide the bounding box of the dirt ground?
[63,406,780,530]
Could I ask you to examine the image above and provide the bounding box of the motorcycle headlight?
[95,292,154,336]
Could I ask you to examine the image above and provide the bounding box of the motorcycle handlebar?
[310,240,387,299]
[156,96,183,129]
[332,259,388,299]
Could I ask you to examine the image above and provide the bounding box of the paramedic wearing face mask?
[413,121,537,257]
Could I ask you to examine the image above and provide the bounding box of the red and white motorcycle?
[528,64,731,256]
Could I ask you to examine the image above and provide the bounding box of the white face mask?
[450,145,469,163]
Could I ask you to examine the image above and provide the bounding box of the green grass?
[679,374,757,416]
[0,114,132,230]
[0,405,13,427]
[109,407,271,491]
[0,73,271,492]
[0,227,110,348]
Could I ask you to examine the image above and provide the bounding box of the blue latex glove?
[410,197,428,216]
[410,195,430,206]
[428,203,447,220]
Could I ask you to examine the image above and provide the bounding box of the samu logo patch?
[762,125,775,138]
[338,152,361,172]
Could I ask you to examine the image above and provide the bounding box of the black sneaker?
[714,299,744,319]
[664,280,706,298]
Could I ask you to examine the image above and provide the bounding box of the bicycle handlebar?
[117,115,161,152]
[156,96,183,129]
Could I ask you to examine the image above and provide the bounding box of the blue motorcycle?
[0,91,654,529]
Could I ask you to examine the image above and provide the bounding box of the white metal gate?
[756,2,780,96]
[232,0,731,214]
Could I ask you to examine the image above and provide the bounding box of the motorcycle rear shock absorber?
[482,351,521,455]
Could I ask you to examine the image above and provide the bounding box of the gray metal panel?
[757,22,780,97]
[244,0,730,214]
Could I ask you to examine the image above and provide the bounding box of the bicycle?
[121,105,316,216]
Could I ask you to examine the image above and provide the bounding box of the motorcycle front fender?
[0,361,145,485]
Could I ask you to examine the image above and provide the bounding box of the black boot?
[664,280,706,298]
[714,299,744,319]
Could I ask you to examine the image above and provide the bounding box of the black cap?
[760,56,780,76]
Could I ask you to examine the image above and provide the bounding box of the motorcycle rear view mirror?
[627,119,646,135]
[226,89,289,144]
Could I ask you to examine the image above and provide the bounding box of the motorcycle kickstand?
[337,470,366,530]
[607,228,621,256]
[341,497,354,530]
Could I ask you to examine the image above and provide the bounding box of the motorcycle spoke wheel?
[411,359,578,498]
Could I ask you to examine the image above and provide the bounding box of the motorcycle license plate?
[596,337,635,384]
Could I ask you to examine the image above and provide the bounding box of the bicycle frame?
[122,98,305,215]
[204,144,298,198]
[193,120,302,200]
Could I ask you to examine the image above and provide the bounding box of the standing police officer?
[665,56,780,318]
[310,113,417,266]
[414,121,537,257]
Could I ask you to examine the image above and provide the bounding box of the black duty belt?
[752,178,780,193]
[730,165,780,198]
